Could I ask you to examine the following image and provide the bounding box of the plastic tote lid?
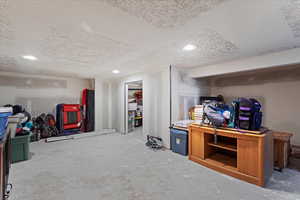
[0,107,13,113]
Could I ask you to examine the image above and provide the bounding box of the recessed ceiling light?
[22,55,38,61]
[183,44,197,51]
[112,70,120,74]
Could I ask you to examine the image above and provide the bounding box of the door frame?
[124,80,143,134]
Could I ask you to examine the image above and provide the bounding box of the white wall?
[143,70,170,147]
[0,72,92,117]
[171,67,210,122]
[186,47,300,145]
[94,67,212,148]
[95,70,171,148]
[188,48,300,78]
[94,79,108,131]
[210,78,300,146]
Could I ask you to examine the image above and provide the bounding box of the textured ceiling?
[131,29,239,69]
[175,29,239,66]
[281,0,300,38]
[0,0,13,46]
[42,27,133,66]
[0,0,300,78]
[102,0,229,28]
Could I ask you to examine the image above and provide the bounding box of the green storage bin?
[30,132,39,142]
[11,134,30,163]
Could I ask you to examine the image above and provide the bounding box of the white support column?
[107,82,112,129]
[95,78,104,131]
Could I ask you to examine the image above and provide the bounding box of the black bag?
[12,105,24,115]
[82,89,95,132]
[4,104,24,115]
[249,99,262,130]
[237,98,263,130]
[34,113,59,138]
[45,114,59,137]
[238,98,253,130]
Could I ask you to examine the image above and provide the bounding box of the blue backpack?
[249,98,262,131]
[229,98,262,130]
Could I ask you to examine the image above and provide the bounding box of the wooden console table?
[188,124,273,186]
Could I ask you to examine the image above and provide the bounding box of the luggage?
[56,104,82,134]
[81,89,95,132]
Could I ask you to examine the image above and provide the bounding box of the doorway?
[125,81,143,136]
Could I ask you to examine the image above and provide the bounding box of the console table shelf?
[188,124,273,187]
[208,142,237,152]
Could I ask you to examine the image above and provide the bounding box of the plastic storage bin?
[170,128,188,156]
[8,115,22,138]
[30,132,40,142]
[11,134,30,163]
[0,107,12,140]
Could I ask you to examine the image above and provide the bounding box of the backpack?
[249,99,262,131]
[203,103,225,128]
[236,98,263,130]
[45,114,59,137]
[238,98,253,130]
[228,100,239,128]
[34,113,59,138]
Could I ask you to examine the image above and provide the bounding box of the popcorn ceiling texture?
[148,29,239,67]
[281,0,300,37]
[0,0,300,78]
[184,29,238,59]
[176,29,239,67]
[42,27,134,66]
[102,0,229,28]
[0,56,17,68]
[0,0,13,45]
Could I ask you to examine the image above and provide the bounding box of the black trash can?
[170,128,188,156]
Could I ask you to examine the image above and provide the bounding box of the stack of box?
[194,105,203,123]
